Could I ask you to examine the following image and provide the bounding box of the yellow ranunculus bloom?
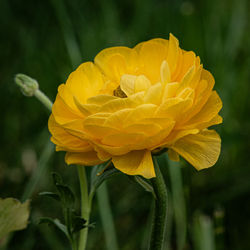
[48,34,222,178]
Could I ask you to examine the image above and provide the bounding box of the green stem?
[77,166,90,250]
[150,157,168,250]
[34,89,53,111]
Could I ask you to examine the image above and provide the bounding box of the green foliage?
[0,198,30,239]
[39,217,68,237]
[39,191,60,201]
[39,173,89,249]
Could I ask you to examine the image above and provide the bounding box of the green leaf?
[50,172,75,208]
[56,184,75,208]
[0,198,30,239]
[39,192,60,201]
[39,217,69,238]
[132,176,156,199]
[90,164,120,198]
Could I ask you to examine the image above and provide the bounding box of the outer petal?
[94,47,138,82]
[112,150,155,178]
[48,114,91,152]
[135,40,168,83]
[181,91,222,129]
[167,34,180,74]
[168,148,180,161]
[66,62,104,105]
[52,87,83,125]
[65,151,103,166]
[171,129,221,170]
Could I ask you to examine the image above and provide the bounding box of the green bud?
[15,73,39,96]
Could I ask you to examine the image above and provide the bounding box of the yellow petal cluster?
[48,34,222,178]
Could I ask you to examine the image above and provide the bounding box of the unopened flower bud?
[15,74,39,96]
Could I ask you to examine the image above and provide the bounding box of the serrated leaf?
[39,217,69,238]
[0,198,30,239]
[56,184,75,208]
[133,176,156,199]
[39,192,60,201]
[90,164,120,198]
[52,172,63,185]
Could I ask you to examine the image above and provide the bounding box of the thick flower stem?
[77,166,90,250]
[150,157,168,250]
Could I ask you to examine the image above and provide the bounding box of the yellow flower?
[48,34,222,179]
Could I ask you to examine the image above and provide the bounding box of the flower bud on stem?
[15,73,53,111]
[150,157,168,250]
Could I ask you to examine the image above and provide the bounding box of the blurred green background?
[0,0,250,249]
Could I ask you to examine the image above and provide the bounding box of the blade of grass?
[164,191,173,250]
[21,141,54,202]
[50,0,82,68]
[192,212,215,250]
[225,0,247,60]
[96,182,119,250]
[166,155,187,250]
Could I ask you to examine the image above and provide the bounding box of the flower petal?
[120,74,136,96]
[162,82,180,100]
[87,94,118,106]
[171,129,221,170]
[49,115,91,152]
[167,34,180,74]
[196,115,223,130]
[156,98,193,121]
[65,151,102,166]
[135,40,168,83]
[160,60,171,84]
[52,93,83,125]
[182,91,222,128]
[124,123,162,136]
[168,148,180,161]
[174,51,196,82]
[112,150,155,178]
[102,132,146,147]
[144,82,163,105]
[124,104,157,125]
[100,92,144,113]
[94,47,138,82]
[66,62,104,104]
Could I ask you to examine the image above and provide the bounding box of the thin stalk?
[150,157,168,250]
[21,141,54,202]
[192,213,215,250]
[97,182,119,250]
[34,89,53,111]
[167,156,187,250]
[50,0,82,68]
[77,166,90,250]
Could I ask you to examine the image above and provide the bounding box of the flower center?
[113,85,127,98]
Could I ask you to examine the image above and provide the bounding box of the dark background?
[0,0,250,249]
